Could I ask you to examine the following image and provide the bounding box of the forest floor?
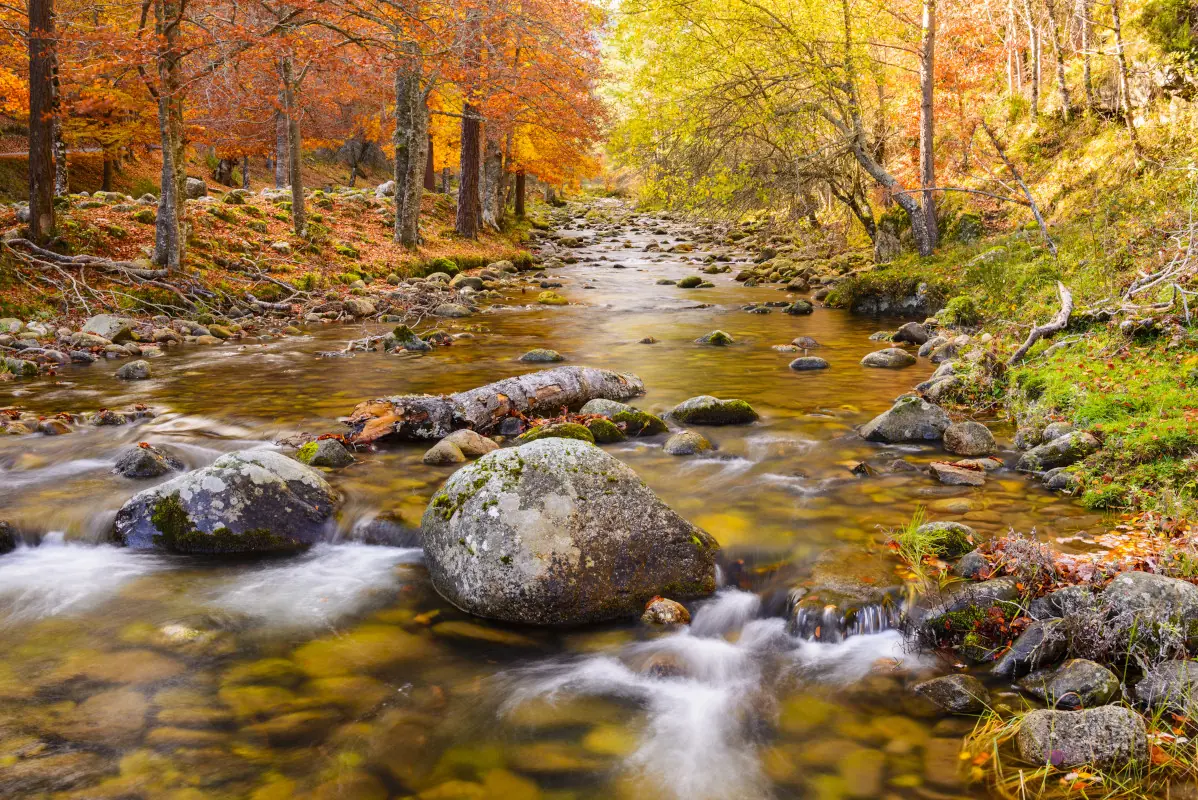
[0,150,538,323]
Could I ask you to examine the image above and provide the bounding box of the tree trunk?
[455,103,481,238]
[281,56,305,236]
[274,108,288,188]
[515,169,525,218]
[241,155,249,189]
[440,167,450,194]
[346,366,647,444]
[1078,0,1095,110]
[214,157,235,186]
[480,136,502,230]
[545,185,556,205]
[424,133,436,191]
[102,155,115,191]
[28,0,55,243]
[391,62,428,249]
[1023,0,1039,118]
[919,0,938,250]
[152,0,185,270]
[50,49,67,197]
[1009,0,1023,95]
[1110,0,1141,156]
[1043,0,1072,119]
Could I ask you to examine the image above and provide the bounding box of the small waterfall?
[786,588,907,643]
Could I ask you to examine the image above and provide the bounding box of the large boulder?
[1016,431,1099,472]
[859,396,951,443]
[1018,659,1120,710]
[81,314,134,343]
[1102,571,1198,621]
[892,322,930,345]
[1016,706,1147,769]
[112,449,337,554]
[1134,660,1198,715]
[184,177,207,199]
[421,438,719,625]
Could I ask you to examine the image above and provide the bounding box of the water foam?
[0,533,165,623]
[207,543,422,628]
[501,590,916,800]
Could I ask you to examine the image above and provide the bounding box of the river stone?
[861,348,917,368]
[1016,431,1099,472]
[953,549,989,579]
[519,348,564,363]
[297,439,355,468]
[917,577,1021,624]
[384,325,432,352]
[1018,659,1120,709]
[670,395,758,425]
[112,449,337,554]
[441,429,499,457]
[115,360,151,380]
[344,298,375,318]
[913,674,989,714]
[585,418,625,443]
[915,521,976,557]
[942,421,996,456]
[113,444,184,479]
[929,461,985,486]
[1041,421,1075,442]
[1015,706,1147,769]
[433,303,472,318]
[0,520,16,554]
[581,398,636,418]
[1028,585,1098,620]
[1134,660,1198,715]
[423,440,467,465]
[642,597,691,625]
[893,321,930,345]
[991,619,1067,678]
[611,410,669,436]
[859,396,951,443]
[663,430,712,456]
[1102,571,1198,622]
[82,314,134,343]
[421,438,719,625]
[792,336,820,348]
[51,688,149,747]
[450,274,484,290]
[516,422,595,445]
[695,330,734,346]
[789,356,829,371]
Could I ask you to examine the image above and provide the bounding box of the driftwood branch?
[4,237,169,278]
[1008,281,1074,365]
[981,122,1057,257]
[346,366,647,444]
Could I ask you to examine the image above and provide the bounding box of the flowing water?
[0,202,1110,799]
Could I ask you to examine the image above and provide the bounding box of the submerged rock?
[421,438,719,625]
[519,348,564,363]
[670,395,758,425]
[695,330,734,346]
[929,461,986,486]
[113,444,184,479]
[913,674,989,714]
[115,360,151,380]
[789,356,829,371]
[859,396,951,443]
[112,449,337,554]
[1016,706,1147,769]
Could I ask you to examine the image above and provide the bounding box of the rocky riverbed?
[0,199,1156,800]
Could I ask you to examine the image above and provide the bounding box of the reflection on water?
[0,206,1105,798]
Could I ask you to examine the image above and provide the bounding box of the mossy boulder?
[421,438,719,625]
[515,422,595,445]
[537,291,568,305]
[677,276,703,289]
[610,410,669,436]
[695,330,734,346]
[111,450,338,554]
[914,521,977,557]
[585,418,626,443]
[670,395,759,426]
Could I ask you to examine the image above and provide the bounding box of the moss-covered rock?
[515,422,595,445]
[610,410,669,436]
[670,395,759,426]
[585,418,626,444]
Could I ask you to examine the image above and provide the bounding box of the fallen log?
[346,366,647,444]
[1008,281,1074,365]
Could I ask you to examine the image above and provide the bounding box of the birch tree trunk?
[274,108,288,188]
[1043,0,1072,119]
[1023,0,1040,118]
[281,56,305,236]
[391,66,428,249]
[918,0,938,250]
[1111,0,1141,156]
[480,136,502,231]
[455,103,481,238]
[1078,0,1095,110]
[50,50,67,197]
[28,0,55,243]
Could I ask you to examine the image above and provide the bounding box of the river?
[0,201,1107,799]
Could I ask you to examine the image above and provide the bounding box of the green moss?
[940,295,981,326]
[611,410,668,436]
[515,422,595,445]
[334,242,360,259]
[149,493,300,554]
[585,418,626,443]
[295,442,319,464]
[132,209,156,225]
